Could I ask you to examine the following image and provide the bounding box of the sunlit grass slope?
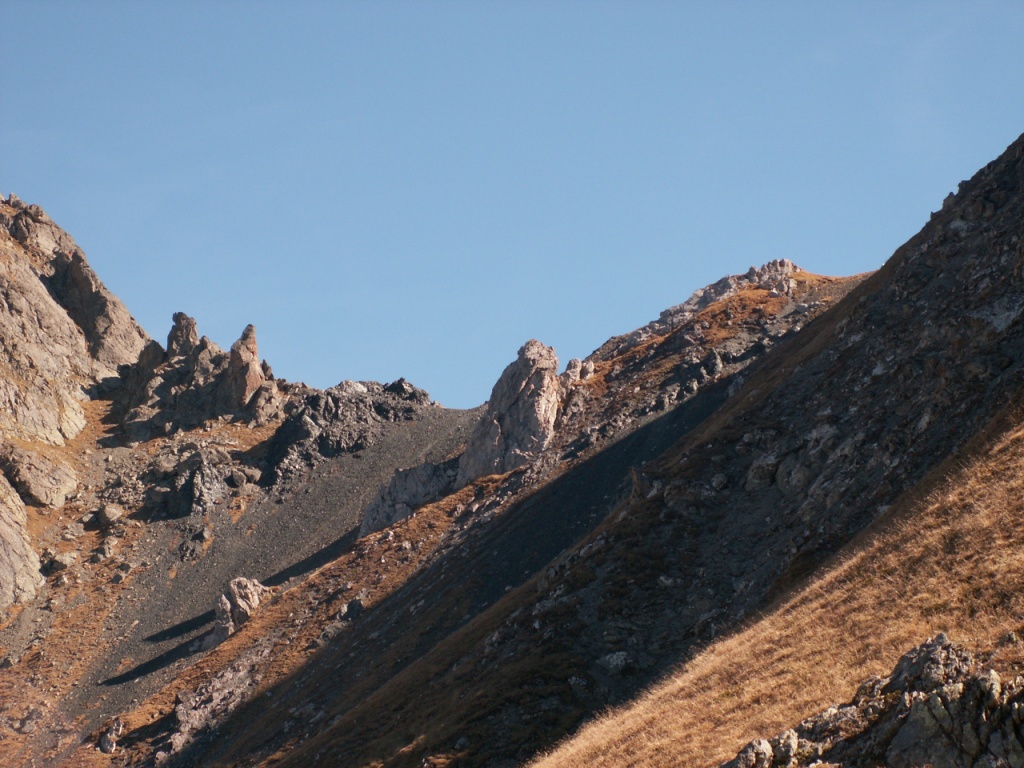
[530,403,1024,768]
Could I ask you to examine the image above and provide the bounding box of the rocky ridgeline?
[285,134,1024,766]
[266,376,433,485]
[502,136,1024,716]
[724,635,1024,768]
[591,259,803,362]
[360,264,850,535]
[120,313,284,441]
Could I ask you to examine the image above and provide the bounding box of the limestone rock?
[226,324,265,408]
[720,635,1024,768]
[201,577,272,649]
[167,312,199,358]
[0,473,43,612]
[44,249,149,374]
[0,195,150,444]
[0,444,78,508]
[457,340,562,486]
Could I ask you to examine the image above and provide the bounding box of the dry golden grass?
[530,405,1024,768]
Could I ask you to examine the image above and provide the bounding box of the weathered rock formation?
[0,444,78,509]
[121,317,279,440]
[592,258,803,362]
[167,312,199,358]
[266,378,433,483]
[201,577,272,650]
[0,195,149,445]
[359,458,458,536]
[456,339,562,486]
[0,473,43,612]
[226,324,265,409]
[723,635,1024,768]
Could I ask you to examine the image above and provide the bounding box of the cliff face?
[0,194,148,446]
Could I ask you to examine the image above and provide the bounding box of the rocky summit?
[2,132,1024,768]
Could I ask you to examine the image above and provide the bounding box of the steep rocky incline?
[362,261,861,535]
[0,194,151,614]
[97,263,860,767]
[0,194,149,446]
[177,133,1024,768]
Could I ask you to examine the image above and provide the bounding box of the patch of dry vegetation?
[530,403,1024,768]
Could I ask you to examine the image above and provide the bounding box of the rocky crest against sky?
[1,132,1024,768]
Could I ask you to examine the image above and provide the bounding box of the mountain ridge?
[1,130,1022,768]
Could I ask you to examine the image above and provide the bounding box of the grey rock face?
[44,249,149,374]
[0,444,78,508]
[0,473,43,613]
[360,458,457,536]
[0,195,150,445]
[167,312,199,358]
[457,340,562,486]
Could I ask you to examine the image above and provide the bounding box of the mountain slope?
[0,195,857,766]
[163,132,1024,768]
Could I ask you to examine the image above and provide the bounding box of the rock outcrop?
[456,340,562,486]
[225,324,265,409]
[121,318,279,440]
[723,635,1024,768]
[359,458,458,536]
[592,259,803,362]
[266,378,432,483]
[0,197,148,445]
[0,444,78,509]
[0,473,43,612]
[201,577,272,650]
[167,312,199,358]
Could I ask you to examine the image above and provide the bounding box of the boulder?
[201,577,272,649]
[457,340,562,486]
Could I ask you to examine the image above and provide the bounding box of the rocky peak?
[121,318,280,440]
[167,312,199,358]
[592,258,803,362]
[226,324,265,408]
[456,339,562,486]
[0,195,151,445]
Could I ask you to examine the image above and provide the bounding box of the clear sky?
[3,2,1023,408]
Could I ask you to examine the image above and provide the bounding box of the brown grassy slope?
[529,397,1024,768]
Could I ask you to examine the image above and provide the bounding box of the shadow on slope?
[166,374,740,767]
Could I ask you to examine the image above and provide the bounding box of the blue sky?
[3,2,1024,407]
